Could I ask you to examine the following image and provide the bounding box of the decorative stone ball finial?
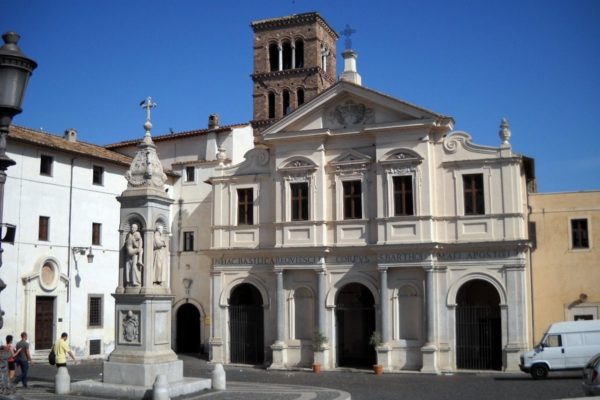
[1,32,22,51]
[499,118,511,146]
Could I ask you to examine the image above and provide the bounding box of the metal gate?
[229,304,264,364]
[456,304,502,370]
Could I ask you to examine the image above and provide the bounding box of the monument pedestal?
[71,112,211,398]
[72,294,211,398]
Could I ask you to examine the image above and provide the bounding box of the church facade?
[206,12,533,372]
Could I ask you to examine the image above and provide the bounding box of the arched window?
[269,43,279,72]
[297,88,305,106]
[268,92,276,118]
[294,287,314,340]
[294,39,304,68]
[282,90,290,115]
[282,41,292,70]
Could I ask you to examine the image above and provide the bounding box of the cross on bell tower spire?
[340,24,357,50]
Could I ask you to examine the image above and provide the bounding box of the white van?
[520,320,600,379]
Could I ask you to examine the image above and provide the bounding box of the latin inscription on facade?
[213,250,519,266]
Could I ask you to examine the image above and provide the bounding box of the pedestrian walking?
[3,335,21,380]
[54,332,75,368]
[13,332,32,388]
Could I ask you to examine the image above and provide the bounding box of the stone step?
[32,349,50,363]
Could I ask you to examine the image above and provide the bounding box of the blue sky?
[5,0,600,192]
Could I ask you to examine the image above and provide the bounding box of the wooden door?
[35,296,54,349]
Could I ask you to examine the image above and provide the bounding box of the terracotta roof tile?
[8,125,132,166]
[105,123,249,149]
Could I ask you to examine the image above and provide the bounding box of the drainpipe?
[67,157,76,339]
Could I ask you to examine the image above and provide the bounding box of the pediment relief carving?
[278,157,317,180]
[325,100,375,127]
[279,158,317,170]
[330,150,371,174]
[380,149,423,169]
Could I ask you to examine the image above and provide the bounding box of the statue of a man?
[125,223,144,286]
[153,225,168,286]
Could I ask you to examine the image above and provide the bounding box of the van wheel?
[530,364,548,379]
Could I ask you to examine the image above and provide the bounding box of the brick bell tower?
[251,12,339,132]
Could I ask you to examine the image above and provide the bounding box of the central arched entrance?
[335,283,376,368]
[176,303,201,353]
[229,283,264,364]
[456,279,502,370]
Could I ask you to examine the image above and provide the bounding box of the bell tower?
[251,12,339,132]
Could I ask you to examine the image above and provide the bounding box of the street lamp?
[72,246,95,263]
[0,31,36,393]
[0,31,37,330]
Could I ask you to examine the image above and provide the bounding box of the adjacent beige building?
[529,191,600,343]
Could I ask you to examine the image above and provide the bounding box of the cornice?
[251,12,339,39]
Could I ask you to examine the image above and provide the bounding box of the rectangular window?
[290,182,309,221]
[343,180,362,219]
[571,219,589,249]
[463,174,484,215]
[183,231,194,252]
[40,154,53,176]
[92,165,104,185]
[89,339,101,355]
[92,223,102,246]
[88,295,103,327]
[185,166,195,182]
[237,188,254,225]
[38,216,50,241]
[393,176,414,216]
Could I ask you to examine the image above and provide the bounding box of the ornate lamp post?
[0,32,37,329]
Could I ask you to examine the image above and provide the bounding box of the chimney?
[208,114,220,129]
[339,50,362,86]
[64,128,77,142]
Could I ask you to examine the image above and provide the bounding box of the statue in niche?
[125,223,144,287]
[122,310,139,342]
[152,224,168,286]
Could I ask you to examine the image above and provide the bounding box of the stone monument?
[72,98,210,398]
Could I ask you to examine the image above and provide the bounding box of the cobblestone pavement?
[0,354,591,400]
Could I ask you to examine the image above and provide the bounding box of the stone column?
[315,269,329,369]
[317,270,327,334]
[209,270,224,363]
[276,270,285,343]
[141,227,154,290]
[278,43,283,71]
[378,268,392,370]
[421,266,439,373]
[380,268,390,343]
[116,229,126,293]
[291,43,296,69]
[270,269,287,369]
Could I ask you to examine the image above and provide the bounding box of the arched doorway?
[335,283,376,368]
[229,283,264,364]
[176,303,201,353]
[456,279,502,370]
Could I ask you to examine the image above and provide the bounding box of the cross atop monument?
[140,96,157,123]
[341,24,357,50]
[140,97,157,137]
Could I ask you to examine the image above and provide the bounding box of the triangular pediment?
[330,149,372,165]
[262,81,452,139]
